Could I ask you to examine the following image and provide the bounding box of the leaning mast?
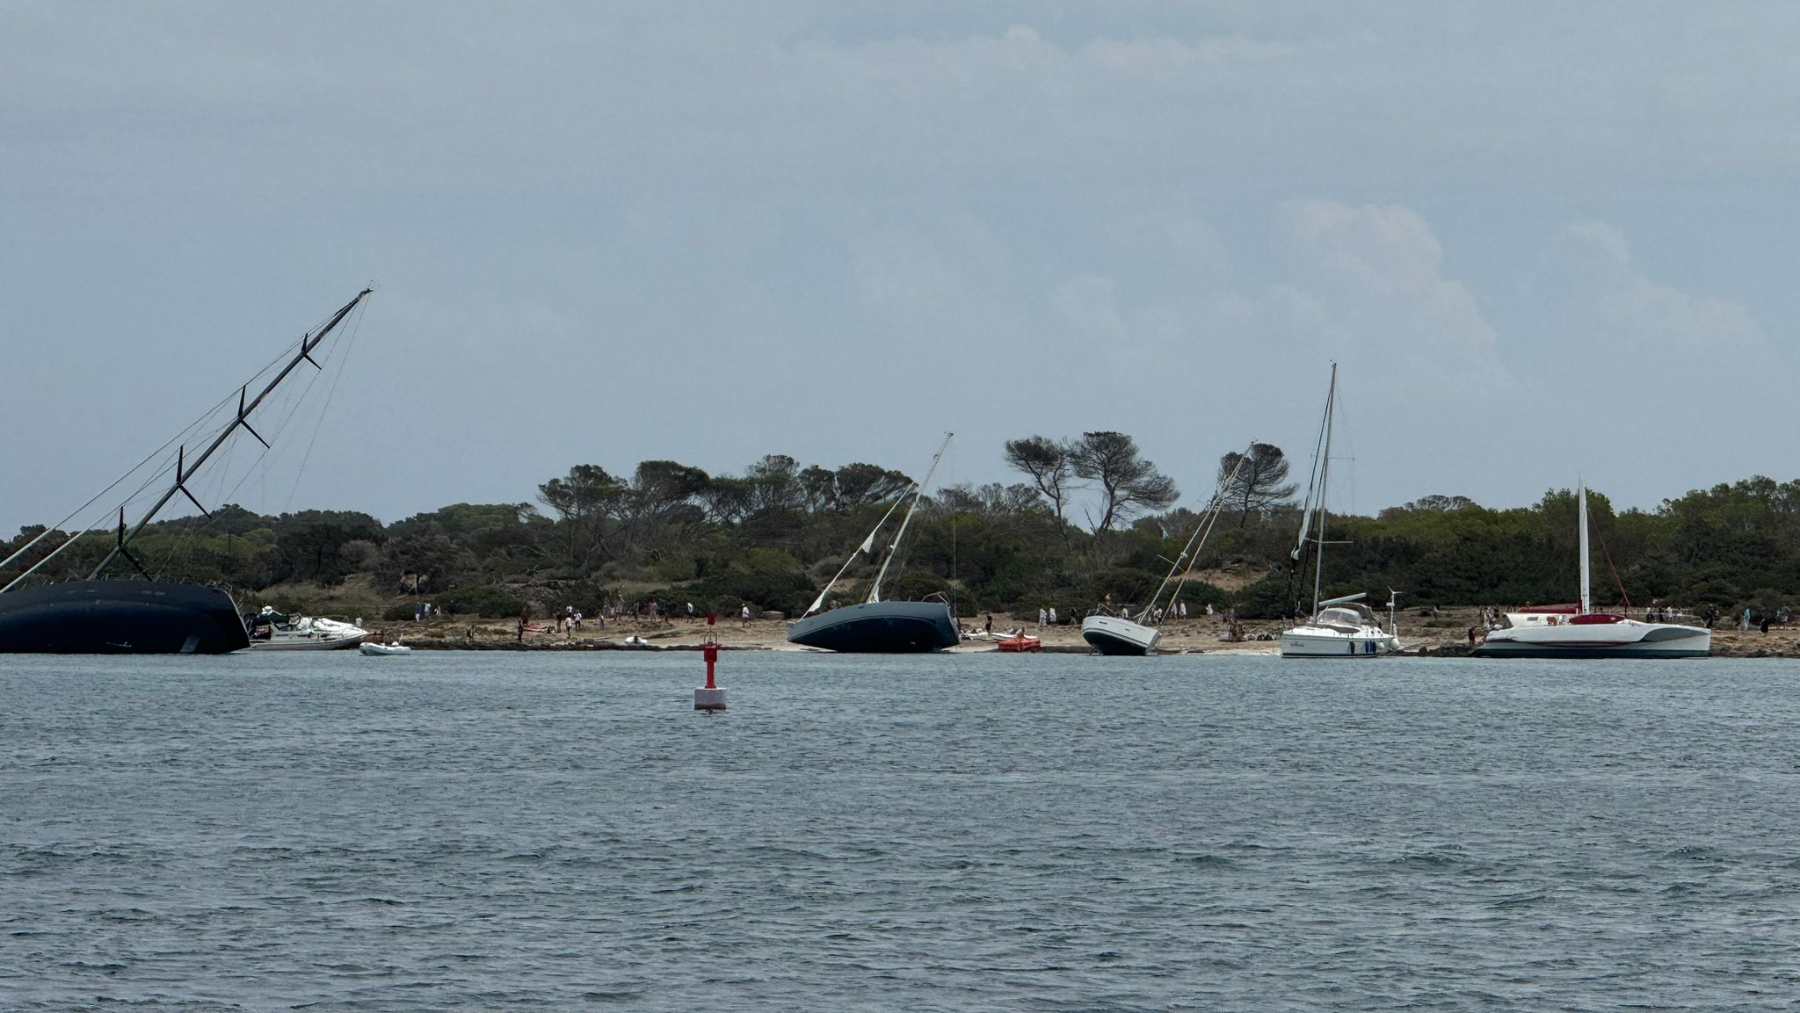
[87,288,372,579]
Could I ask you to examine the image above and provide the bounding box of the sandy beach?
[370,607,1793,657]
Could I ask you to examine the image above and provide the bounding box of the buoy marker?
[695,640,726,713]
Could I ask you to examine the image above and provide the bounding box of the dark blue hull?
[0,580,250,654]
[786,600,960,653]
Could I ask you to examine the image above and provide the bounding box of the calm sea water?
[4,650,1800,1010]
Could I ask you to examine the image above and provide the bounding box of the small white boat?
[248,607,368,650]
[358,641,412,656]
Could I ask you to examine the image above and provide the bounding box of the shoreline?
[357,608,1795,658]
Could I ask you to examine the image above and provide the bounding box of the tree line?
[5,433,1800,622]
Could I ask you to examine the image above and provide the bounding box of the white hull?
[251,631,367,651]
[1279,626,1398,658]
[249,614,368,651]
[358,642,412,656]
[1476,619,1710,658]
[1081,616,1160,655]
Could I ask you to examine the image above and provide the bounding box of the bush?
[687,568,817,616]
[442,586,528,617]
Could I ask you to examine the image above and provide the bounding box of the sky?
[5,2,1799,533]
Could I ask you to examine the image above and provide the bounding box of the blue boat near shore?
[787,434,960,654]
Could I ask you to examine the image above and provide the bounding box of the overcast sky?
[5,2,1797,532]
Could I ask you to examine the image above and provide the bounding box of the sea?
[4,650,1799,1010]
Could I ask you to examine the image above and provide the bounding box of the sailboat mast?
[868,432,953,604]
[1578,481,1591,615]
[87,288,372,579]
[1311,363,1337,615]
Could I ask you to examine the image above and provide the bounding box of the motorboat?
[1280,364,1399,658]
[0,289,373,654]
[1475,484,1710,658]
[247,607,368,650]
[1079,443,1255,657]
[358,641,412,656]
[787,434,960,653]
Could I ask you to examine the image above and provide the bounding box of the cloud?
[1547,221,1766,352]
[1276,200,1501,368]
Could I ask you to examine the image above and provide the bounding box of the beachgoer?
[1037,608,1047,628]
[741,603,751,628]
[1048,607,1057,625]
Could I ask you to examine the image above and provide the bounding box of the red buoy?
[695,641,726,712]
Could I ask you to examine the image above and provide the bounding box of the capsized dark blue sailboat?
[0,288,373,654]
[786,433,959,653]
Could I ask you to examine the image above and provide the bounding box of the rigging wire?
[284,296,368,513]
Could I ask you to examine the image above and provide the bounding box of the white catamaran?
[785,433,961,653]
[1279,364,1399,658]
[1081,447,1253,656]
[1474,483,1711,658]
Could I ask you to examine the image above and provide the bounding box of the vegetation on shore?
[6,434,1799,623]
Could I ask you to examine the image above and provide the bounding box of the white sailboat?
[1081,446,1253,656]
[1279,364,1399,658]
[1474,483,1711,658]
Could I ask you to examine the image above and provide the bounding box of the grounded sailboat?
[0,289,373,654]
[1474,484,1711,659]
[1081,446,1252,656]
[787,434,961,653]
[1279,364,1399,658]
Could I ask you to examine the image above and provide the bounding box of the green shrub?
[442,586,528,617]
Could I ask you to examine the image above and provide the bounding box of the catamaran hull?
[0,580,250,654]
[1474,624,1711,659]
[787,601,960,653]
[1081,616,1160,656]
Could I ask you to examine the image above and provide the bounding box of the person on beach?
[740,603,751,628]
[1048,607,1057,625]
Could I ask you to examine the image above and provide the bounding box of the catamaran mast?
[1311,363,1337,615]
[868,432,953,604]
[1578,480,1591,615]
[86,288,372,579]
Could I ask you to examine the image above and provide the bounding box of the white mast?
[868,432,953,604]
[1578,480,1591,615]
[1141,445,1252,624]
[801,493,909,617]
[1311,364,1337,616]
